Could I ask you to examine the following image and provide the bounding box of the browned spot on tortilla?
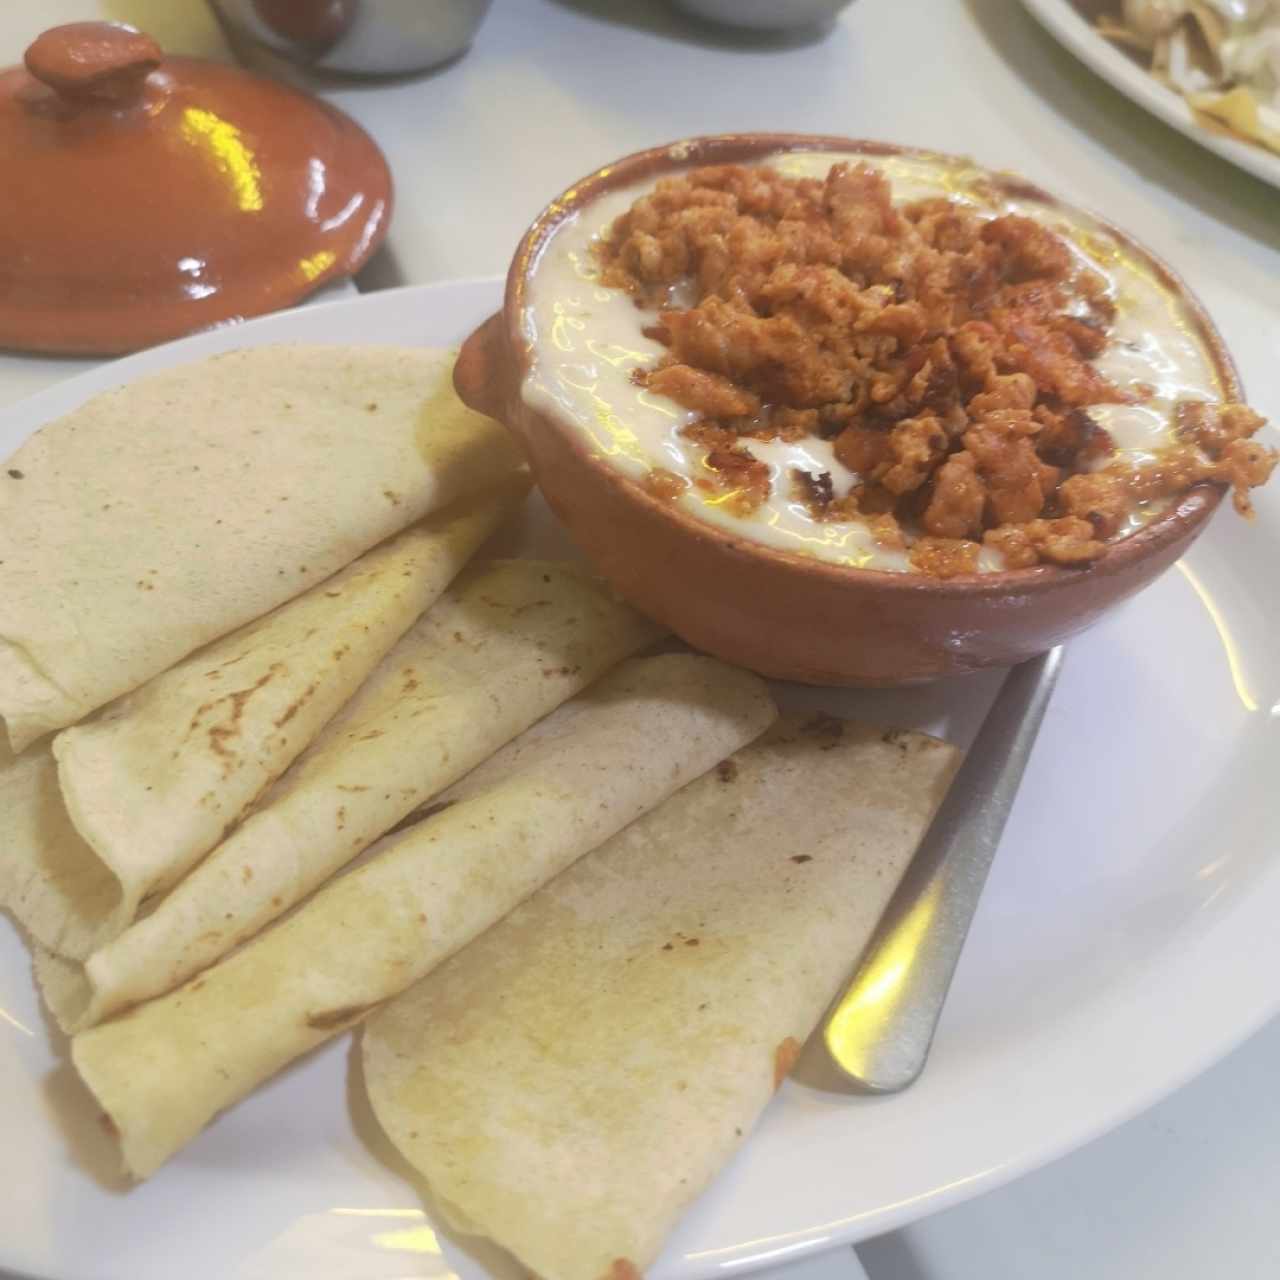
[403,676,420,693]
[684,937,700,946]
[271,895,283,908]
[790,854,813,864]
[773,1036,802,1088]
[383,488,402,506]
[661,942,674,951]
[274,680,319,730]
[601,1260,641,1280]
[358,729,384,741]
[336,805,346,830]
[305,1003,374,1030]
[205,723,238,765]
[337,784,369,793]
[242,866,253,883]
[716,759,738,782]
[418,913,428,924]
[333,643,351,661]
[186,664,286,776]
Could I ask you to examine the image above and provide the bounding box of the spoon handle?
[824,645,1065,1093]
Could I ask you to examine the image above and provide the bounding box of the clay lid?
[0,22,392,355]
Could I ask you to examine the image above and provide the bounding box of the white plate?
[1020,0,1280,190]
[2,279,1278,1280]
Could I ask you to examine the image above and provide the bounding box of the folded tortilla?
[53,560,661,1031]
[0,484,523,963]
[0,344,521,752]
[0,742,119,958]
[72,654,776,1180]
[362,717,960,1280]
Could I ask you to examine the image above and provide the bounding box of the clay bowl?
[455,134,1238,685]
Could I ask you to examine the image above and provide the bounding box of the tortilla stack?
[362,716,960,1280]
[72,654,776,1180]
[49,560,662,1031]
[0,484,524,964]
[0,344,522,753]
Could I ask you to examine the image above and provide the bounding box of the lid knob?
[25,22,162,103]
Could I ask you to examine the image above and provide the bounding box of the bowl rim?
[502,132,1240,598]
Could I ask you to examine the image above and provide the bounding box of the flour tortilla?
[71,655,775,1180]
[0,484,523,963]
[0,344,522,753]
[53,561,661,1031]
[363,717,960,1280]
[0,742,117,958]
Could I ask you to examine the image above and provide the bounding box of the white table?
[2,3,1277,1279]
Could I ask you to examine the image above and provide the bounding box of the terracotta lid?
[0,22,392,355]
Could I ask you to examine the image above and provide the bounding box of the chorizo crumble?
[594,162,1276,576]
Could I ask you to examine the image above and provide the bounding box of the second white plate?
[1021,0,1280,190]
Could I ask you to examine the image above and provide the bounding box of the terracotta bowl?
[455,134,1238,685]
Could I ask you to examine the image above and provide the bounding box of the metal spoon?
[824,645,1065,1093]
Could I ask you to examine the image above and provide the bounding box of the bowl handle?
[454,311,518,430]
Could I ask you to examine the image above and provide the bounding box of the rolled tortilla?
[56,560,661,1030]
[71,654,776,1180]
[0,344,521,752]
[362,717,960,1280]
[1,484,524,962]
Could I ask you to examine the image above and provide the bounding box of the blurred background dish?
[209,0,494,75]
[1021,0,1280,189]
